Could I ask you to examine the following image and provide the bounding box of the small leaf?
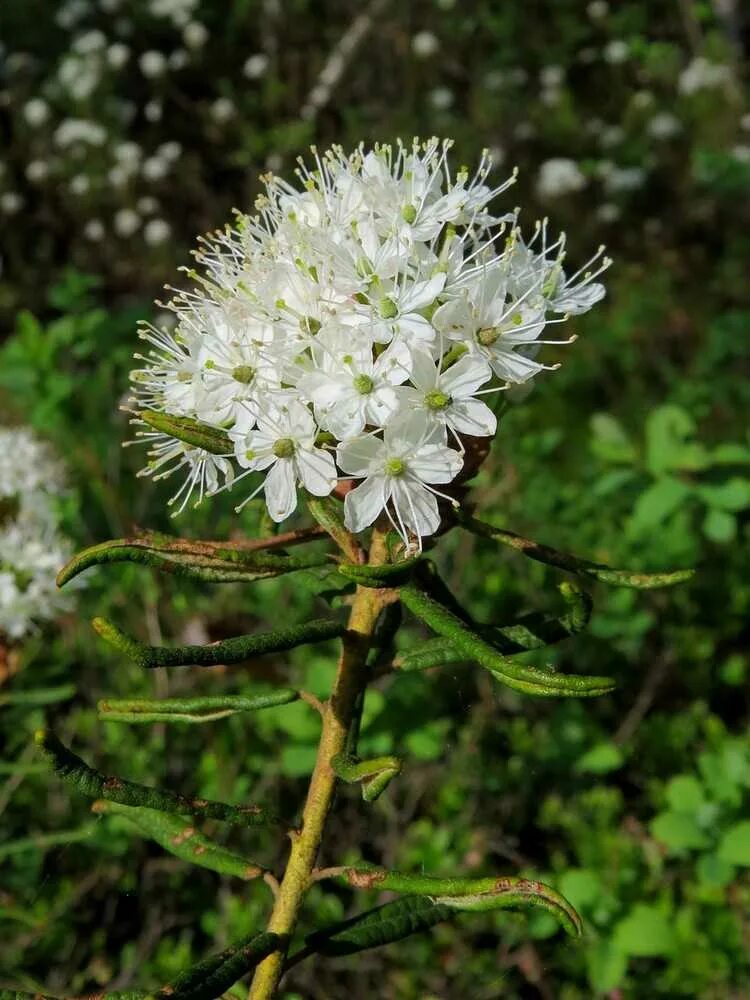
[650,811,709,852]
[331,753,402,802]
[717,821,750,866]
[628,477,691,535]
[575,742,624,774]
[702,507,736,543]
[305,895,453,957]
[696,853,735,889]
[93,615,344,669]
[612,904,675,957]
[587,938,628,993]
[36,730,280,827]
[161,930,280,1000]
[98,689,298,724]
[665,774,704,814]
[307,496,363,563]
[558,869,602,910]
[57,533,329,587]
[458,511,693,589]
[139,410,232,455]
[337,867,581,937]
[400,577,614,698]
[93,800,266,880]
[590,412,637,464]
[695,477,750,512]
[338,556,422,587]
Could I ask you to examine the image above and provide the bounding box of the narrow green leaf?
[98,689,298,724]
[457,511,694,589]
[162,930,280,1000]
[307,496,363,563]
[400,579,614,698]
[305,895,453,957]
[331,752,402,802]
[92,616,344,668]
[0,827,94,862]
[0,684,76,708]
[57,532,329,587]
[92,799,266,880]
[338,556,422,587]
[139,410,232,455]
[338,866,581,937]
[36,730,280,827]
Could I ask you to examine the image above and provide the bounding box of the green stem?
[247,527,391,999]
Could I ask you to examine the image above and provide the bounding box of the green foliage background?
[1,1,749,997]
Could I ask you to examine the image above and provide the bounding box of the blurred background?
[1,1,749,997]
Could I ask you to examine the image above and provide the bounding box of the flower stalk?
[248,526,392,999]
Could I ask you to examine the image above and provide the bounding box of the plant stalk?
[248,527,390,999]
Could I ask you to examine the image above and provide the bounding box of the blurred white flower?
[210,97,235,123]
[72,30,107,55]
[100,0,122,11]
[587,0,609,18]
[596,202,621,223]
[411,31,440,58]
[114,208,141,236]
[70,174,90,195]
[540,65,564,88]
[1,192,24,215]
[106,42,130,69]
[58,55,100,100]
[23,98,50,127]
[137,195,159,214]
[140,51,168,78]
[648,112,681,140]
[149,0,198,26]
[144,218,171,245]
[603,165,646,193]
[54,118,107,147]
[56,0,89,30]
[483,70,504,91]
[142,155,170,181]
[741,112,750,131]
[429,86,454,110]
[168,49,190,70]
[678,56,732,96]
[157,140,182,162]
[599,124,624,148]
[25,160,49,183]
[108,165,132,187]
[632,89,655,109]
[183,20,208,48]
[144,100,163,122]
[243,53,269,79]
[603,40,629,64]
[732,145,750,164]
[114,140,142,164]
[537,158,587,199]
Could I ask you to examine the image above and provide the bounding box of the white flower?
[337,415,463,545]
[106,43,130,69]
[144,218,171,245]
[536,158,587,199]
[648,112,681,140]
[23,98,50,127]
[232,401,337,520]
[399,349,496,442]
[210,97,235,123]
[114,208,141,237]
[243,53,269,79]
[140,51,167,78]
[130,139,608,542]
[603,40,629,65]
[183,20,208,48]
[678,57,732,96]
[411,31,440,58]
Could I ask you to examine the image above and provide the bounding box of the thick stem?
[248,528,390,999]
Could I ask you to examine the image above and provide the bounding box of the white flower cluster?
[0,427,75,640]
[131,139,609,546]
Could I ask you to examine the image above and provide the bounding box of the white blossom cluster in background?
[0,427,76,640]
[131,139,609,547]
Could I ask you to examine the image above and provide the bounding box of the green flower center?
[424,390,451,411]
[401,203,417,224]
[379,297,399,320]
[232,365,256,384]
[477,327,499,346]
[384,457,406,477]
[272,437,295,459]
[353,373,374,395]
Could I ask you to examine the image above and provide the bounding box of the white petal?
[409,444,463,484]
[296,447,338,497]
[392,479,440,537]
[409,349,439,392]
[488,348,544,383]
[401,273,446,312]
[264,459,298,522]
[446,398,497,437]
[337,434,385,476]
[344,475,389,532]
[398,313,436,342]
[440,353,492,397]
[325,395,367,439]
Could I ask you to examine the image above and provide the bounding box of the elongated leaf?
[337,866,581,937]
[395,582,592,672]
[458,511,694,589]
[92,800,265,880]
[139,410,232,455]
[305,895,453,957]
[98,689,298,724]
[0,684,76,708]
[163,930,280,1000]
[36,730,280,827]
[307,496,363,563]
[337,557,422,587]
[331,752,402,802]
[0,827,94,862]
[57,533,329,587]
[93,616,344,668]
[400,579,614,697]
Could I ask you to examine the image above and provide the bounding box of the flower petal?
[297,446,338,497]
[264,459,298,522]
[344,475,389,532]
